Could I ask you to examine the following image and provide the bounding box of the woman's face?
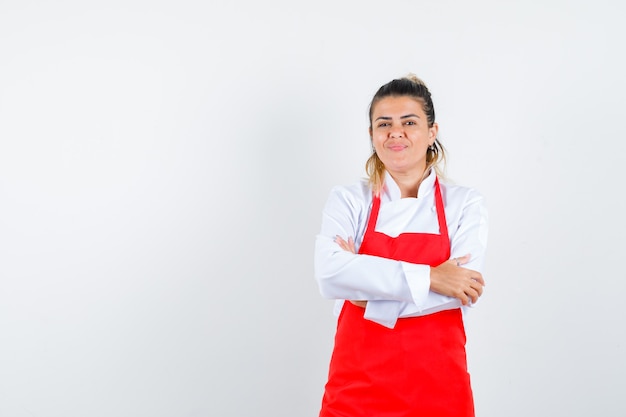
[369,96,438,178]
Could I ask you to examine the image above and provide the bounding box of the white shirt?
[314,170,489,329]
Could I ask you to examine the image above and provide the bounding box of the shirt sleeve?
[448,188,489,307]
[363,263,430,328]
[314,185,431,307]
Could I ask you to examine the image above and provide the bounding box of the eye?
[404,120,416,126]
[377,122,390,128]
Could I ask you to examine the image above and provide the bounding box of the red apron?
[320,178,474,417]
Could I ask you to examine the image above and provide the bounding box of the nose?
[389,125,404,138]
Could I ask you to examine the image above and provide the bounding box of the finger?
[348,237,356,253]
[334,235,347,248]
[470,272,485,286]
[454,254,471,266]
[468,279,483,297]
[466,287,480,304]
[350,300,367,308]
[458,254,471,263]
[455,291,469,306]
[335,235,357,253]
[471,281,484,297]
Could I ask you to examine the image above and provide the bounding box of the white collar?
[382,169,436,201]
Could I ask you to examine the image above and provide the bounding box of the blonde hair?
[365,74,446,194]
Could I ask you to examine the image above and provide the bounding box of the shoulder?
[325,178,372,211]
[439,179,486,208]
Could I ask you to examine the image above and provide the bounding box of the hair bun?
[405,73,427,86]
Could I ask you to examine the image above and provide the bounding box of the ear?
[428,123,439,145]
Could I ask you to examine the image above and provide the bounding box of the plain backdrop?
[1,1,625,416]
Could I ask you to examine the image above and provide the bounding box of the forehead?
[372,96,426,117]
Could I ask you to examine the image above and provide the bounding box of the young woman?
[315,74,489,416]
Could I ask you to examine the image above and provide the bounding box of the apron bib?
[320,178,474,417]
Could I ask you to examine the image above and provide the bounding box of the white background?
[1,1,625,416]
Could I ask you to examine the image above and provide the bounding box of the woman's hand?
[334,235,356,254]
[430,254,485,305]
[334,236,367,308]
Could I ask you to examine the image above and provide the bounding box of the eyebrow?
[374,114,421,122]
